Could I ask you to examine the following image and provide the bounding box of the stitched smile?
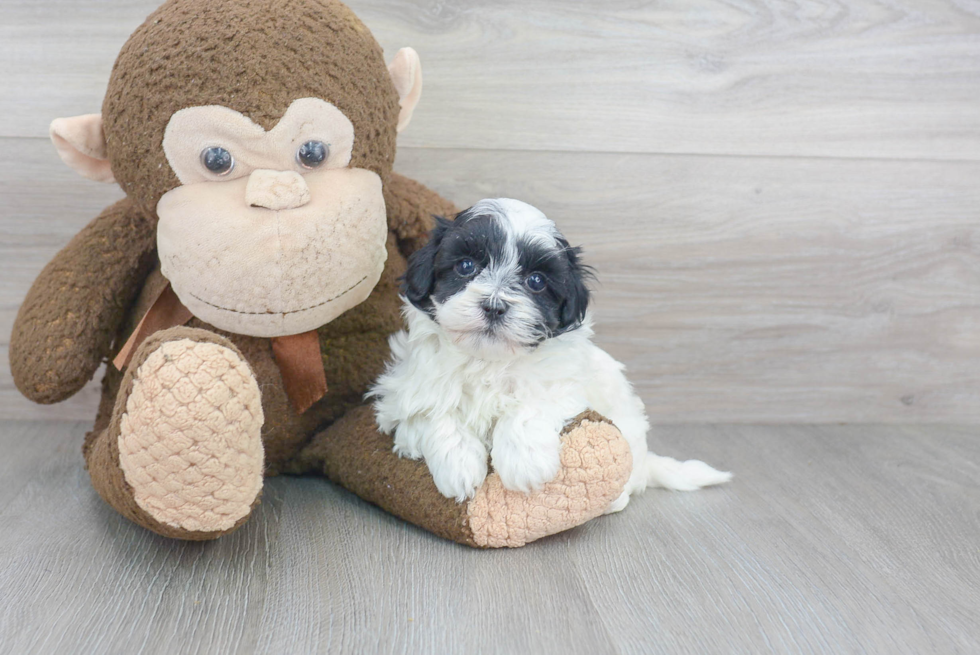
[187,275,368,316]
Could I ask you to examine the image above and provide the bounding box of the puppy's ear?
[556,238,593,333]
[403,215,453,311]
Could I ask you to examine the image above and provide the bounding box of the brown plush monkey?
[9,0,632,547]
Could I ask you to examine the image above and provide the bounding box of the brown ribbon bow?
[113,283,328,414]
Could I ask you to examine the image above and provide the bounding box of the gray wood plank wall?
[1,0,978,422]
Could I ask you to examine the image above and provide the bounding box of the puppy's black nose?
[481,299,508,320]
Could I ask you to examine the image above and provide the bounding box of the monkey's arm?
[9,198,157,404]
[384,172,458,257]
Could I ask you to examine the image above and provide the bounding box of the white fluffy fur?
[370,198,731,507]
[371,306,731,507]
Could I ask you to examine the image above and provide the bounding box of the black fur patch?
[403,208,507,313]
[517,235,592,337]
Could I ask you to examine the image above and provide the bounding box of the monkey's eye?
[297,141,329,169]
[454,258,477,277]
[200,146,234,175]
[525,272,547,293]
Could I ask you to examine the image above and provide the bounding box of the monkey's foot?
[466,411,632,548]
[291,407,630,548]
[88,327,265,539]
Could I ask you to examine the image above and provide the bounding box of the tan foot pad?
[118,339,265,533]
[466,415,632,548]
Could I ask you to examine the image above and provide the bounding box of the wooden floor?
[0,420,977,654]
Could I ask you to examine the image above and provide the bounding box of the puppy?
[370,199,730,510]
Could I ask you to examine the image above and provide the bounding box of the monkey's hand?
[9,198,157,404]
[384,172,458,258]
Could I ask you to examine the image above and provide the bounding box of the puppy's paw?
[391,422,424,460]
[467,413,633,548]
[427,440,489,502]
[491,437,562,494]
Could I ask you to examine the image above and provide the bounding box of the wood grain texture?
[393,148,980,423]
[2,0,980,159]
[3,139,977,422]
[0,420,977,654]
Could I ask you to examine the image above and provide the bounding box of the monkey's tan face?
[156,98,388,337]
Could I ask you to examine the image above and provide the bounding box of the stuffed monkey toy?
[9,0,632,547]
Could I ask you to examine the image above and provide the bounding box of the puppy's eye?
[525,272,547,292]
[297,141,329,169]
[201,146,234,175]
[454,258,477,277]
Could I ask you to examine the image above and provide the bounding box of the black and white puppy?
[370,199,730,507]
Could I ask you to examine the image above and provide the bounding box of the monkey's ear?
[49,114,115,183]
[387,47,423,133]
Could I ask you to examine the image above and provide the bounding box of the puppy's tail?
[643,452,732,491]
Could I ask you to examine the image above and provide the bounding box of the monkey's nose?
[245,169,311,210]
